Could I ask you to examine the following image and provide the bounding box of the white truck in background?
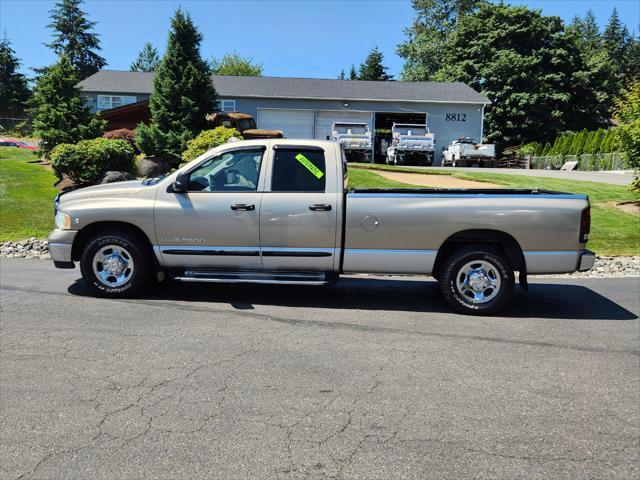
[331,122,373,163]
[442,137,497,168]
[386,123,435,166]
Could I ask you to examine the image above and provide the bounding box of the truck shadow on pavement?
[68,276,638,321]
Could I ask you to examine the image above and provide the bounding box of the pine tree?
[348,65,358,80]
[591,129,605,153]
[338,70,345,80]
[540,142,552,156]
[602,8,629,68]
[0,36,30,111]
[30,55,105,158]
[46,0,106,79]
[130,42,160,72]
[135,9,217,163]
[358,47,392,81]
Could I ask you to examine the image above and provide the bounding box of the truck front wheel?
[79,231,153,298]
[439,246,514,315]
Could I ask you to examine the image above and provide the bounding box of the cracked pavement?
[1,258,639,479]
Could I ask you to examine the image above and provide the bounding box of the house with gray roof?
[78,70,490,164]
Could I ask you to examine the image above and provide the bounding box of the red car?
[0,138,38,150]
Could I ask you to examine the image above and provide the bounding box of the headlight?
[55,211,72,230]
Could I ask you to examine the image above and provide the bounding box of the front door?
[260,145,339,271]
[154,146,267,270]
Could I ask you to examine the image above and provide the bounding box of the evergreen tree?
[130,42,160,72]
[338,69,345,80]
[568,10,600,52]
[540,142,552,156]
[591,129,605,153]
[348,64,358,80]
[583,130,596,154]
[398,0,480,80]
[46,0,106,79]
[358,47,392,81]
[30,55,105,158]
[211,51,262,76]
[433,3,598,145]
[0,36,30,111]
[602,8,630,71]
[614,80,640,188]
[135,9,217,163]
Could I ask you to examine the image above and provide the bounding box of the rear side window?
[271,148,326,192]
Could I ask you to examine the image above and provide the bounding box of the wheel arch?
[71,221,155,262]
[432,229,525,280]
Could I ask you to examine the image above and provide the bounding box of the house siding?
[234,97,483,165]
[81,91,485,165]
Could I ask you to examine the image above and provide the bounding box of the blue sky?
[1,0,638,79]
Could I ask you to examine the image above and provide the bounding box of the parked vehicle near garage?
[331,122,373,163]
[206,112,283,139]
[0,138,38,150]
[49,139,594,315]
[386,123,435,166]
[442,137,496,167]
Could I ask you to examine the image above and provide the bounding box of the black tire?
[439,246,514,315]
[80,230,153,298]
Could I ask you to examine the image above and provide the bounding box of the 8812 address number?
[445,113,467,121]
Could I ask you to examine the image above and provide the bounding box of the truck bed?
[350,188,582,196]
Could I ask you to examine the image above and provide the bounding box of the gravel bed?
[1,239,638,278]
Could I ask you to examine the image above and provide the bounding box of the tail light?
[580,206,591,243]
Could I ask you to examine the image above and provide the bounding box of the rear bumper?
[47,229,77,268]
[524,250,595,274]
[578,250,596,271]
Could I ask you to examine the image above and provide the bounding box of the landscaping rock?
[138,157,171,178]
[101,171,135,183]
[0,238,49,259]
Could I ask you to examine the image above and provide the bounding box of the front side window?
[271,148,326,192]
[187,148,264,192]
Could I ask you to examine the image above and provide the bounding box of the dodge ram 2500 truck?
[49,139,595,315]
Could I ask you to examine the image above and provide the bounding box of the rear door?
[259,144,339,271]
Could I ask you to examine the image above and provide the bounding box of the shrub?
[181,127,242,164]
[50,138,136,185]
[103,128,138,152]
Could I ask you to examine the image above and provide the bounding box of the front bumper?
[47,229,78,268]
[578,250,596,271]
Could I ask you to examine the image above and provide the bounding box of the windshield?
[334,125,368,135]
[238,118,257,130]
[395,126,426,136]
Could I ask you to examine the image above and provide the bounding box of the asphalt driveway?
[1,259,638,479]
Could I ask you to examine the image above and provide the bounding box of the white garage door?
[257,109,314,139]
[314,110,372,141]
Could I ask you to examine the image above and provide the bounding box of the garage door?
[257,109,314,139]
[314,110,372,141]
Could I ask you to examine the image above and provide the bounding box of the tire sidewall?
[443,250,514,315]
[80,234,149,297]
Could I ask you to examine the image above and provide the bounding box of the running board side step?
[173,270,331,285]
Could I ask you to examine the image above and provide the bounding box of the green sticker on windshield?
[295,153,324,179]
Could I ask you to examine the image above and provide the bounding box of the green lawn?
[348,165,640,256]
[0,148,58,241]
[1,148,637,256]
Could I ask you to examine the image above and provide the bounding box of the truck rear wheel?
[79,231,153,298]
[439,246,514,315]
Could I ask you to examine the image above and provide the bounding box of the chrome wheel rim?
[455,260,501,304]
[92,245,134,288]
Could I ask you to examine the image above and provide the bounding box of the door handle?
[309,204,332,211]
[230,204,255,211]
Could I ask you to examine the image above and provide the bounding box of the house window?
[218,99,236,112]
[97,95,137,110]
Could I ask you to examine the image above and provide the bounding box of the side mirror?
[172,172,190,193]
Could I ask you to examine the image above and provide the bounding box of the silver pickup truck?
[49,139,594,315]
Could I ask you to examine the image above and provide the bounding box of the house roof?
[78,70,491,104]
